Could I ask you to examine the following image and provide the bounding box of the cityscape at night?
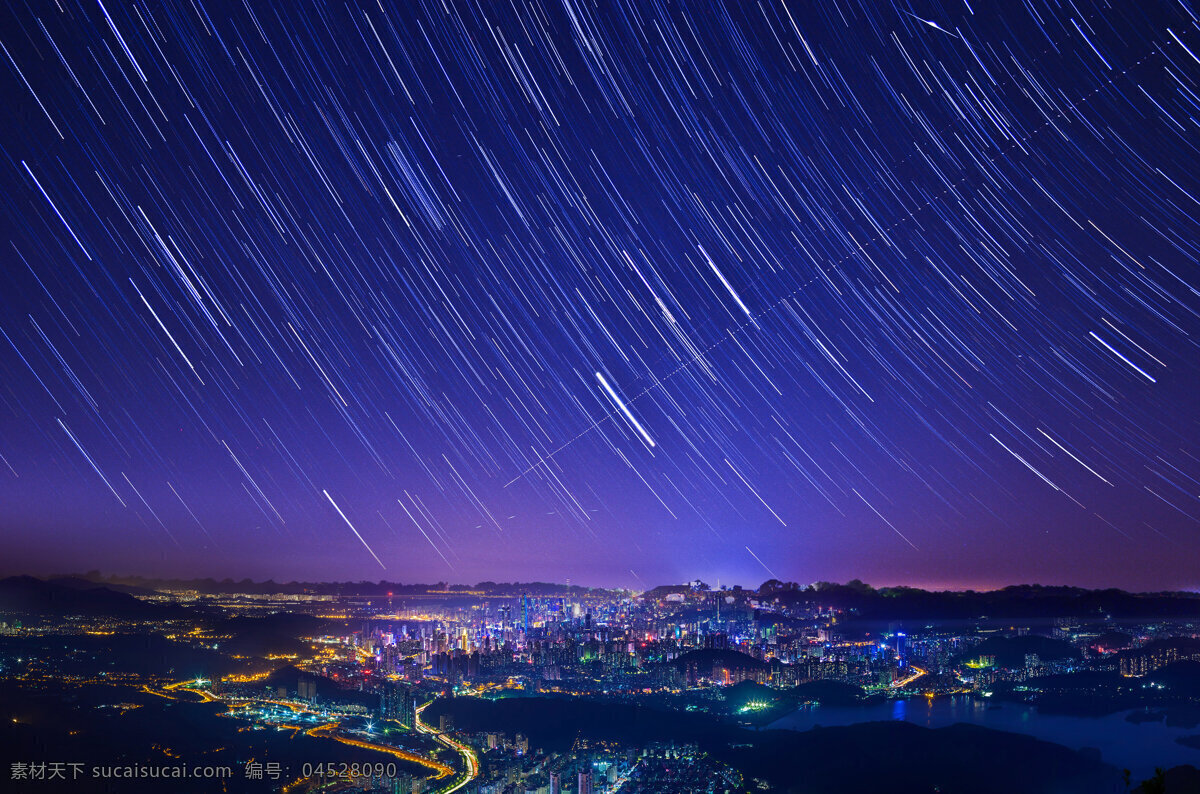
[2,0,1200,790]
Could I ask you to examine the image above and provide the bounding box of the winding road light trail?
[415,700,480,794]
[307,722,455,778]
[155,678,457,782]
[891,665,929,690]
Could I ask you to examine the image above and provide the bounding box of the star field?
[2,0,1199,588]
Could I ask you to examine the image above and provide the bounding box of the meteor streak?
[596,371,656,449]
[324,490,387,569]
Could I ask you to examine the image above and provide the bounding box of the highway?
[147,679,218,702]
[891,664,928,689]
[415,701,480,794]
[154,678,460,783]
[306,722,455,778]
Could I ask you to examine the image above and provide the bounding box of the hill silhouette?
[958,635,1080,668]
[670,648,766,671]
[425,696,1120,793]
[0,576,181,619]
[759,582,1200,620]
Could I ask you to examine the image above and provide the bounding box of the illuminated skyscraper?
[380,681,415,728]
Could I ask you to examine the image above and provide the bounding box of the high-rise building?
[578,770,593,794]
[380,681,415,727]
[548,772,560,794]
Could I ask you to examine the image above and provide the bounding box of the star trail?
[1,0,1199,588]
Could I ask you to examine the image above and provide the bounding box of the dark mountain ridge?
[0,576,179,618]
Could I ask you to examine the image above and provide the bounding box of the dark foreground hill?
[0,576,182,619]
[670,647,766,671]
[425,695,1125,793]
[958,634,1081,668]
[761,581,1200,621]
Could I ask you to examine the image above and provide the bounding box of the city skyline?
[2,570,1198,791]
[3,1,1200,591]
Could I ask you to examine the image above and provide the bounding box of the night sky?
[1,0,1199,590]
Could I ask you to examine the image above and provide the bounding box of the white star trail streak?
[57,418,124,506]
[745,546,778,579]
[324,489,387,569]
[595,371,656,449]
[852,488,919,551]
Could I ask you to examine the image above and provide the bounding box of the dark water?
[769,696,1199,779]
